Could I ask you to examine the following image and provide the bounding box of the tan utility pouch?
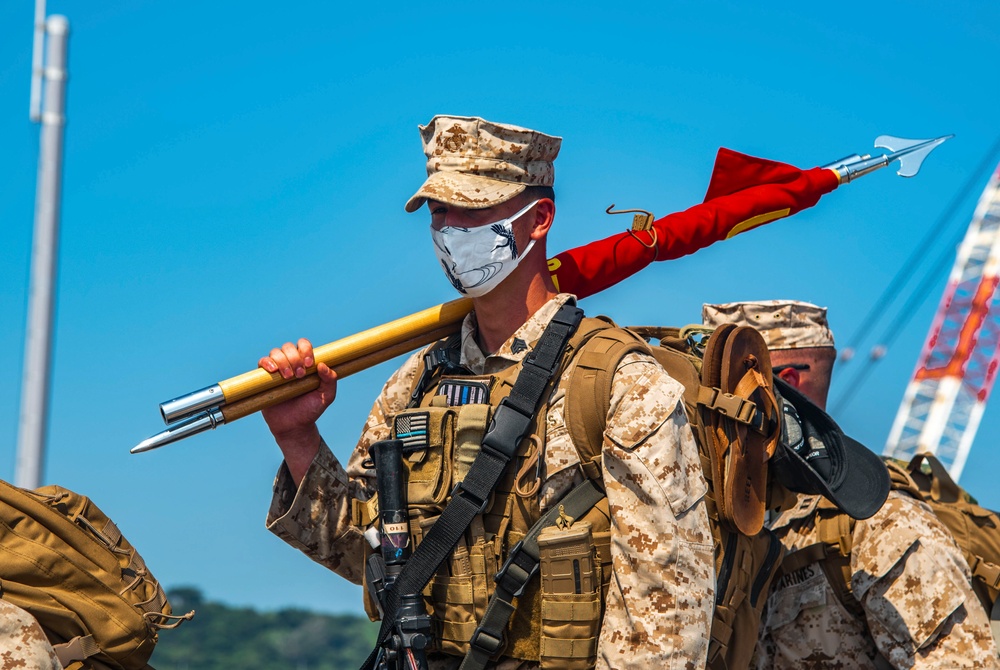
[392,406,456,507]
[537,521,601,669]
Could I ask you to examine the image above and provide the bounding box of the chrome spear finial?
[823,134,953,184]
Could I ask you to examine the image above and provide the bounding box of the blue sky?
[2,1,999,616]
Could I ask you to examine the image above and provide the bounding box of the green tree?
[151,587,378,670]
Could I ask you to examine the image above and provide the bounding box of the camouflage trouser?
[0,599,61,670]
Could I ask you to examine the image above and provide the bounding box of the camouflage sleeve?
[597,351,714,670]
[265,350,424,585]
[0,600,61,670]
[852,491,1000,669]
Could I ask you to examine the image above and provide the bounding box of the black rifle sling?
[361,303,584,670]
[460,478,605,670]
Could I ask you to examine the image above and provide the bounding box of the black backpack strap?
[460,479,606,670]
[361,303,585,670]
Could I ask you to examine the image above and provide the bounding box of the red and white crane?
[884,163,1000,479]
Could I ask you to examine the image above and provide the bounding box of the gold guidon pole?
[136,133,955,455]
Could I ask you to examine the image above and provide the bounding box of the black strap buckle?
[481,401,533,460]
[494,540,539,598]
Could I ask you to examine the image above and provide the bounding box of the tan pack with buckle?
[564,323,785,670]
[0,479,193,670]
[781,452,1000,654]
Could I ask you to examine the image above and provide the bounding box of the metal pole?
[29,0,47,122]
[16,15,69,489]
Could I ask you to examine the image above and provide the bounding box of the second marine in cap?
[704,299,999,670]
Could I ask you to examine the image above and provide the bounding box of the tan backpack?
[564,323,785,670]
[0,479,193,669]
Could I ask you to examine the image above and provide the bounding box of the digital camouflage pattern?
[756,491,1000,669]
[404,115,562,212]
[702,300,834,350]
[0,599,61,670]
[267,294,715,669]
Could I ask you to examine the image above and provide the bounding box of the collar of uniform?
[459,293,576,375]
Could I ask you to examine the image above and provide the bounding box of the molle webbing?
[460,480,606,670]
[0,481,192,670]
[362,303,585,670]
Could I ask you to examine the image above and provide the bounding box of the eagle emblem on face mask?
[491,224,519,259]
[440,259,467,294]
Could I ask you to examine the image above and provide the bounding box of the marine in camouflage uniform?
[261,116,715,669]
[704,300,1000,670]
[0,599,61,670]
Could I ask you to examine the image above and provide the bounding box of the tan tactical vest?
[358,319,788,669]
[358,318,616,665]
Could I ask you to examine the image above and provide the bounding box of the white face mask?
[430,200,539,297]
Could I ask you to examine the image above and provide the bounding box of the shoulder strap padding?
[563,323,651,480]
[883,459,926,502]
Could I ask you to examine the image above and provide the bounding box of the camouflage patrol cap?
[404,115,561,213]
[702,300,834,350]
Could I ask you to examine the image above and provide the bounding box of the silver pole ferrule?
[131,408,226,454]
[160,384,225,424]
[821,153,868,170]
[836,155,891,183]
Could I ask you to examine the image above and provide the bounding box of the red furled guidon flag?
[549,148,840,299]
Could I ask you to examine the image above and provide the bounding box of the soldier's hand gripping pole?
[131,299,473,453]
[369,439,432,670]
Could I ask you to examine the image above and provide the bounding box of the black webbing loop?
[460,479,606,670]
[408,335,465,408]
[361,303,584,670]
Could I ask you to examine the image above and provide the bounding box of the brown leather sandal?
[700,325,780,535]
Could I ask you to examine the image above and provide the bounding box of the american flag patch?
[394,413,430,451]
[438,380,490,407]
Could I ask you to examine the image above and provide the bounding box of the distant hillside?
[151,587,378,670]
